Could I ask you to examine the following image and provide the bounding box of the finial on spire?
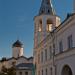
[39,0,55,15]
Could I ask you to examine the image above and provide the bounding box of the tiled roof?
[16,63,33,70]
[0,56,33,62]
[0,56,33,61]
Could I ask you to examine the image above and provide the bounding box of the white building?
[0,40,33,75]
[34,0,75,75]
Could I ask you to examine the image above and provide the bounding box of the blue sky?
[0,0,73,58]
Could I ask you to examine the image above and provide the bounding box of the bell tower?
[12,40,23,58]
[34,0,61,47]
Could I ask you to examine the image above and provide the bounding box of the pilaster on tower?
[39,0,55,15]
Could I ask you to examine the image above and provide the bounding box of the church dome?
[12,40,23,47]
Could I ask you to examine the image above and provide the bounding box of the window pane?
[45,49,47,61]
[19,72,22,75]
[59,41,63,53]
[25,72,28,75]
[46,69,47,75]
[42,70,43,75]
[39,24,42,32]
[68,35,73,49]
[47,24,52,31]
[41,51,43,63]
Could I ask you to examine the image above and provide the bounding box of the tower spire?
[39,0,55,15]
[73,0,75,13]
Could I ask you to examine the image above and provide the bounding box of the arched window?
[19,72,22,75]
[25,72,28,75]
[47,19,53,31]
[61,65,73,75]
[45,68,47,75]
[39,20,42,32]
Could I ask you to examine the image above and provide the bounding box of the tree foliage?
[0,66,16,75]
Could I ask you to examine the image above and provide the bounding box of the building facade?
[34,0,75,75]
[0,40,33,75]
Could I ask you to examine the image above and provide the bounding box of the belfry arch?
[61,65,73,75]
[46,19,53,31]
[38,19,42,32]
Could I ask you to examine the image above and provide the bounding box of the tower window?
[49,46,52,59]
[39,20,42,32]
[38,54,40,64]
[48,10,50,13]
[47,24,52,31]
[45,49,47,61]
[41,51,43,63]
[39,24,42,32]
[47,19,53,31]
[41,10,44,13]
[46,0,50,4]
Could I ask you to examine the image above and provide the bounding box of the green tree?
[7,66,16,75]
[0,66,16,75]
[0,66,8,75]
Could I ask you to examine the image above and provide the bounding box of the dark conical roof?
[12,40,23,47]
[39,0,55,15]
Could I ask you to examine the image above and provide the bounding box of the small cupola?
[12,40,23,48]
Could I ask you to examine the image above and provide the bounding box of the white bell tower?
[12,40,23,58]
[34,0,61,47]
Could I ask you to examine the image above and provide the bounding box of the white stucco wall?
[12,47,23,58]
[56,54,75,75]
[34,15,75,75]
